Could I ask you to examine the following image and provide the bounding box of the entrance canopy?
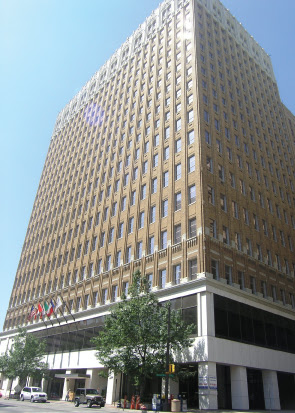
[55,373,90,379]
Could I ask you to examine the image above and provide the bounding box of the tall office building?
[1,0,295,409]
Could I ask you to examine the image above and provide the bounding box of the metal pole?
[164,303,171,411]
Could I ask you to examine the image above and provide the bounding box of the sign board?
[198,376,208,389]
[209,376,217,390]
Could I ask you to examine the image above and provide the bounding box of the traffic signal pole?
[164,303,171,411]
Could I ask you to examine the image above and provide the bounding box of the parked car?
[74,388,105,408]
[20,386,47,403]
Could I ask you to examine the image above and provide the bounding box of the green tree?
[0,328,48,390]
[92,271,194,399]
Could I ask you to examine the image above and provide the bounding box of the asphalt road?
[0,399,108,413]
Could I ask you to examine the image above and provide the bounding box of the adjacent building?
[1,0,295,409]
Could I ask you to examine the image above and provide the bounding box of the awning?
[55,373,91,379]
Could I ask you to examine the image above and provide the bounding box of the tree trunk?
[139,376,146,401]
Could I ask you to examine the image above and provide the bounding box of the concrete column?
[0,373,3,392]
[230,366,249,410]
[198,362,218,410]
[41,378,48,393]
[262,370,281,410]
[62,370,75,401]
[85,369,108,395]
[106,373,121,405]
[26,377,33,387]
[197,291,215,337]
[3,378,12,398]
[161,377,179,399]
[169,378,179,399]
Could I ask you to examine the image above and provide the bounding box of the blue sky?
[0,0,294,331]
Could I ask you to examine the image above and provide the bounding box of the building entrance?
[178,364,198,408]
[247,368,265,410]
[216,364,231,410]
[47,371,66,399]
[278,372,295,409]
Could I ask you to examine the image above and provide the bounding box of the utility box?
[171,399,181,412]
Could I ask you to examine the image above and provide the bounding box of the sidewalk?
[103,404,292,413]
[49,400,294,413]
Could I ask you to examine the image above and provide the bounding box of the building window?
[204,110,209,123]
[225,265,232,285]
[164,127,170,139]
[188,155,195,172]
[128,217,134,234]
[164,146,169,160]
[188,130,194,145]
[150,205,156,223]
[208,185,214,204]
[151,177,157,193]
[238,271,245,290]
[220,193,227,211]
[123,282,129,297]
[267,249,272,266]
[261,281,267,298]
[162,199,168,217]
[116,251,121,267]
[175,163,181,180]
[250,276,256,294]
[93,291,98,306]
[173,264,181,285]
[139,211,145,229]
[123,173,129,186]
[188,217,197,238]
[161,230,167,249]
[175,192,181,211]
[211,259,219,280]
[142,161,148,174]
[100,232,105,248]
[147,273,153,290]
[153,154,159,168]
[111,285,118,302]
[137,241,143,259]
[109,227,114,243]
[271,285,277,301]
[246,238,252,256]
[207,156,213,172]
[222,226,229,244]
[106,255,112,271]
[188,184,196,204]
[159,269,166,288]
[189,259,197,280]
[148,236,154,254]
[125,246,132,263]
[188,110,194,123]
[174,224,181,244]
[118,222,124,238]
[175,138,182,153]
[163,171,169,187]
[176,118,181,131]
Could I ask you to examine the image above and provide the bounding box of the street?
[0,399,113,413]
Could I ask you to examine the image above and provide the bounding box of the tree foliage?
[92,271,194,397]
[0,328,48,387]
